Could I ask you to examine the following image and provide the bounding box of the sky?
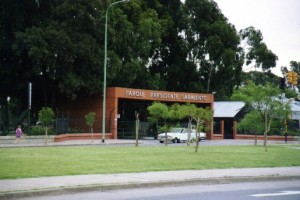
[214,0,300,76]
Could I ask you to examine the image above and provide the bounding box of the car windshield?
[169,128,183,133]
[182,129,196,133]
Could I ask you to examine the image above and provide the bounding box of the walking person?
[15,125,23,144]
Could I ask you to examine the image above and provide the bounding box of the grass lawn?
[0,144,300,179]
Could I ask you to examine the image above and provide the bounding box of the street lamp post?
[102,0,130,143]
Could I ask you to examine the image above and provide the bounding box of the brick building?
[56,87,214,139]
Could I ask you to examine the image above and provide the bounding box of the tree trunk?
[164,131,168,146]
[135,119,139,147]
[264,131,268,152]
[91,127,94,143]
[264,112,268,152]
[44,126,48,145]
[206,65,213,93]
[187,119,192,146]
[164,121,168,146]
[195,119,200,153]
[195,133,200,153]
[135,112,139,147]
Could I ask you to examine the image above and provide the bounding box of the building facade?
[56,87,214,139]
[106,87,214,139]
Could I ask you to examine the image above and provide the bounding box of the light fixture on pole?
[102,0,130,143]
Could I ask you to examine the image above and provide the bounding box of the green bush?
[67,128,83,134]
[287,129,300,136]
[28,126,56,136]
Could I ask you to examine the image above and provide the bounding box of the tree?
[38,107,55,145]
[182,0,243,99]
[190,107,213,153]
[147,102,213,150]
[147,102,172,146]
[147,0,191,92]
[231,81,288,151]
[14,0,104,104]
[169,103,213,150]
[237,110,264,146]
[85,112,96,143]
[289,61,300,72]
[240,71,281,87]
[239,27,278,71]
[105,0,164,90]
[0,0,44,120]
[135,111,139,147]
[177,103,197,146]
[2,0,281,122]
[7,0,165,112]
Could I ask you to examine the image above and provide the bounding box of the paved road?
[1,167,300,199]
[20,179,300,200]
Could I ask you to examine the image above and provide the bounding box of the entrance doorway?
[224,120,233,139]
[117,99,158,139]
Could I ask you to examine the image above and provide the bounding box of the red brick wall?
[55,95,104,133]
[236,134,295,141]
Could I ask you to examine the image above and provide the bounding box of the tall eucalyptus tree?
[183,0,243,99]
[239,26,278,72]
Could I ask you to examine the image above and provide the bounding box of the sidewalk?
[1,167,300,199]
[1,138,298,148]
[0,139,138,148]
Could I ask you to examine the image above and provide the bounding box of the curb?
[1,175,300,199]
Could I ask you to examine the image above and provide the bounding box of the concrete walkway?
[1,167,300,199]
[1,137,298,148]
[0,138,139,148]
[0,139,300,199]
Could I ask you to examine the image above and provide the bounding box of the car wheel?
[172,139,176,143]
[177,139,181,143]
[159,141,164,143]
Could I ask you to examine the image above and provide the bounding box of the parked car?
[157,128,206,143]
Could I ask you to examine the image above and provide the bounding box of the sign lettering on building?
[125,90,145,97]
[125,89,208,102]
[150,92,179,100]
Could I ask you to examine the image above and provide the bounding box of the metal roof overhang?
[214,101,245,118]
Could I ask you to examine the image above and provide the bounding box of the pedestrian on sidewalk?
[15,125,23,144]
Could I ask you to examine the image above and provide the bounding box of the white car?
[157,128,206,143]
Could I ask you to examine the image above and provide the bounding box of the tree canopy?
[38,106,55,144]
[0,0,280,120]
[231,81,289,151]
[239,26,278,71]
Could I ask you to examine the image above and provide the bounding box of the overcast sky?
[214,0,300,76]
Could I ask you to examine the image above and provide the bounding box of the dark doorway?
[118,99,152,121]
[117,99,156,139]
[224,119,233,139]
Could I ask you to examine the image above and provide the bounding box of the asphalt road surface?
[135,139,296,147]
[21,179,300,200]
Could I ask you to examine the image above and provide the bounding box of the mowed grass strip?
[0,144,300,179]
